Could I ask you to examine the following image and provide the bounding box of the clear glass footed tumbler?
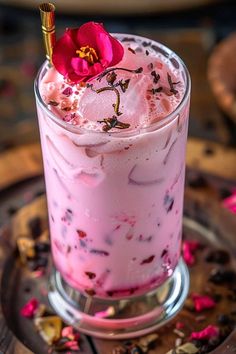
[34,33,191,339]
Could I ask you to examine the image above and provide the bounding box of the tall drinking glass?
[34,34,190,338]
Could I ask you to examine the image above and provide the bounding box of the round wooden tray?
[0,174,236,353]
[4,0,221,15]
[208,32,236,124]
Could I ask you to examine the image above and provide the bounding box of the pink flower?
[191,293,216,312]
[20,298,39,318]
[190,325,219,340]
[182,240,200,266]
[52,22,124,83]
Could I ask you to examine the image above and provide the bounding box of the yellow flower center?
[76,46,99,65]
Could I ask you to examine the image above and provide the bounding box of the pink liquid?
[35,34,190,299]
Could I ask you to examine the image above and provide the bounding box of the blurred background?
[0,0,236,149]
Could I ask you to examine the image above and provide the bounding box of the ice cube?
[128,162,164,186]
[119,74,150,127]
[46,135,76,173]
[73,168,105,187]
[79,85,115,123]
[79,73,151,129]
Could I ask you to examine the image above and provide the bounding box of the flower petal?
[52,30,77,77]
[191,293,216,312]
[190,325,219,340]
[182,240,200,266]
[64,340,80,350]
[61,326,74,339]
[71,57,90,75]
[108,33,124,66]
[95,32,114,64]
[71,58,104,81]
[52,22,124,82]
[77,22,123,66]
[76,22,107,50]
[20,298,39,318]
[223,191,236,214]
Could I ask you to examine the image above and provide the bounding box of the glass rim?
[34,33,191,138]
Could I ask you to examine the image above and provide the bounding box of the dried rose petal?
[77,229,87,238]
[140,255,155,265]
[20,298,39,318]
[61,326,80,341]
[190,325,219,340]
[62,87,73,97]
[85,271,96,279]
[64,340,80,350]
[183,249,195,265]
[31,269,45,278]
[63,112,77,123]
[191,293,216,312]
[223,192,236,214]
[182,240,200,266]
[186,240,200,251]
[95,306,115,318]
[62,326,74,339]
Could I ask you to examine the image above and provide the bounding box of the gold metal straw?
[39,3,56,65]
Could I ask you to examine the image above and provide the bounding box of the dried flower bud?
[106,71,117,85]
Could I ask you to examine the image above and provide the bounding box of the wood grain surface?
[187,138,236,181]
[208,32,236,124]
[0,144,42,191]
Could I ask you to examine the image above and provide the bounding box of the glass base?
[48,257,189,339]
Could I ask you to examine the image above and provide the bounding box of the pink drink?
[35,34,190,299]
